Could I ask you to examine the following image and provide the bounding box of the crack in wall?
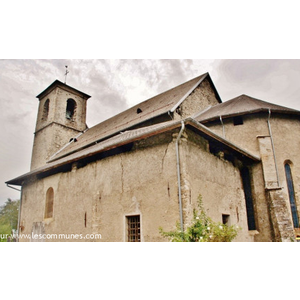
[161,144,169,171]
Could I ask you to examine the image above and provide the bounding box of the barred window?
[44,187,54,219]
[127,215,141,242]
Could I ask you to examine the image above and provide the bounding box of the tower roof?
[36,79,91,100]
[195,94,300,123]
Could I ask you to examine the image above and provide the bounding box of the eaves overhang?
[5,117,259,186]
[199,108,300,123]
[36,79,91,100]
[5,120,182,186]
[184,118,260,163]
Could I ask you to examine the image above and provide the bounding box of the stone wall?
[179,129,255,242]
[35,87,88,133]
[174,78,220,119]
[31,86,88,170]
[31,123,82,170]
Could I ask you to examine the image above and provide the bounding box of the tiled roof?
[50,73,212,161]
[6,118,259,186]
[195,94,300,123]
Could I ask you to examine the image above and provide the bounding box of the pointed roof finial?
[64,65,69,84]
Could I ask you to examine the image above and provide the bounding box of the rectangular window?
[127,215,141,242]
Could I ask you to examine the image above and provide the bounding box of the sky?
[1,59,300,206]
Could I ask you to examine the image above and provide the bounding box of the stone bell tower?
[30,80,91,170]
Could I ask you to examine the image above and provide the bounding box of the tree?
[0,199,20,242]
[159,195,240,242]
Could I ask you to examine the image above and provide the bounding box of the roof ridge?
[50,72,212,161]
[196,94,300,123]
[230,94,299,111]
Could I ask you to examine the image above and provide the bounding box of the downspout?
[176,121,185,233]
[220,116,225,138]
[6,184,22,242]
[267,109,280,187]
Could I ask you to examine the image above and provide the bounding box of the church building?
[6,72,300,242]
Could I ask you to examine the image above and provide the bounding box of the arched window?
[42,99,50,121]
[284,162,299,228]
[45,187,54,219]
[66,99,76,120]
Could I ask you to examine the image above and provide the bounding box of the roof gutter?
[6,184,21,192]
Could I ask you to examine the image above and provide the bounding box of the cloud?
[212,59,300,110]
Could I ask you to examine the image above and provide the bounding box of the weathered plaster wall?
[270,116,300,202]
[20,128,258,242]
[204,113,300,240]
[205,113,269,157]
[31,124,81,170]
[205,114,300,190]
[21,132,180,242]
[178,129,255,242]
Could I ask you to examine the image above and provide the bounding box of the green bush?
[159,195,240,242]
[0,199,19,242]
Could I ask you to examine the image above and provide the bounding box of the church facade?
[6,73,300,242]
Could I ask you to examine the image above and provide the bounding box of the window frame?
[126,215,141,242]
